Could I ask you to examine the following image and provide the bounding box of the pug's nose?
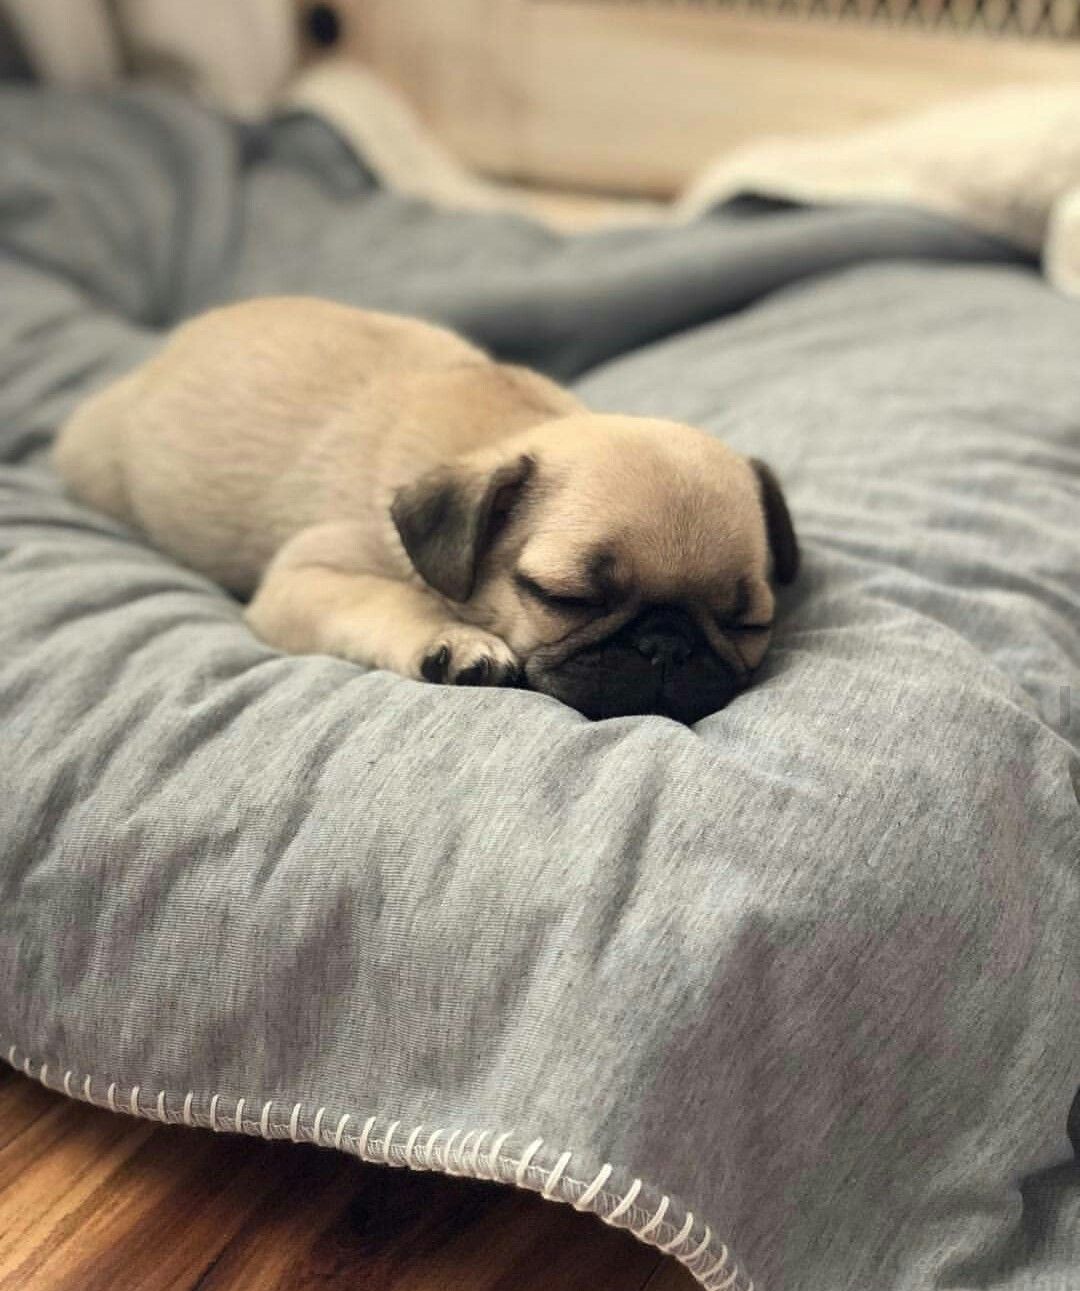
[632,608,698,668]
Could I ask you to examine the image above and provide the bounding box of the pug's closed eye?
[514,572,604,612]
[710,605,774,635]
[719,618,773,635]
[711,578,771,634]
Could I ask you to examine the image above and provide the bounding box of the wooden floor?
[0,1066,697,1291]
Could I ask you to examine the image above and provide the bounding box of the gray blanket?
[1,85,1078,1291]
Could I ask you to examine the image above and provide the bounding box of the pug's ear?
[750,458,799,586]
[391,454,534,602]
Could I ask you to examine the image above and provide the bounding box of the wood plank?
[0,1076,689,1290]
[0,1069,62,1153]
[0,1099,157,1285]
[314,0,1080,194]
[16,1129,299,1291]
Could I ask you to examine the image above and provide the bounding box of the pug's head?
[391,414,798,723]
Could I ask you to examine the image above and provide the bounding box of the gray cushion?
[2,83,1079,1291]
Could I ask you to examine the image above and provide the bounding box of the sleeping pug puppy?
[54,297,798,723]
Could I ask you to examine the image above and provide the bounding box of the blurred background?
[3,0,1079,227]
[299,0,1080,193]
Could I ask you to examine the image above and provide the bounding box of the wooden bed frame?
[304,0,1080,195]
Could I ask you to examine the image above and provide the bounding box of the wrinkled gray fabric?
[1,84,1079,1291]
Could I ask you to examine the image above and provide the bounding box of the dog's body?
[55,297,797,722]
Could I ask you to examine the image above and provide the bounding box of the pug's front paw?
[419,626,522,687]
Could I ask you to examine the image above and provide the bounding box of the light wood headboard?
[300,0,1080,195]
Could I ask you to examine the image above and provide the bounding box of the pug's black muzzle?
[527,606,744,724]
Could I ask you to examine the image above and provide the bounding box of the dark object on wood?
[305,3,342,48]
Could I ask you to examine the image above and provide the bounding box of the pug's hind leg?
[246,527,521,686]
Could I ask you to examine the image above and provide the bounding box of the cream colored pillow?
[0,0,297,117]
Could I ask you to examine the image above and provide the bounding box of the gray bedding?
[1,84,1079,1291]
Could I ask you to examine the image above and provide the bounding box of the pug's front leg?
[412,619,522,686]
[246,528,521,686]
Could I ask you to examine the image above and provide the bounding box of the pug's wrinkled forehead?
[514,419,770,609]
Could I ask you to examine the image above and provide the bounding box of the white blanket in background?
[678,83,1080,296]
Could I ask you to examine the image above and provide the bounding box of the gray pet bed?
[1,85,1079,1291]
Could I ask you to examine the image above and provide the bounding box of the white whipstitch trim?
[515,1137,544,1187]
[382,1119,399,1166]
[605,1176,642,1223]
[453,1129,477,1175]
[404,1123,424,1168]
[543,1150,572,1199]
[1,1041,751,1291]
[442,1129,462,1173]
[425,1126,446,1170]
[700,1245,745,1291]
[700,1248,730,1281]
[469,1129,488,1176]
[661,1210,697,1255]
[637,1194,670,1241]
[487,1129,513,1179]
[574,1161,612,1210]
[687,1225,714,1266]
